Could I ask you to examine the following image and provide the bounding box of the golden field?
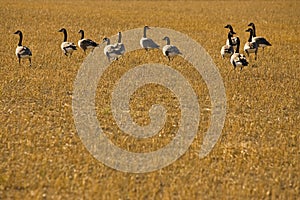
[0,0,299,199]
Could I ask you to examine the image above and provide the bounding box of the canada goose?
[230,37,249,70]
[58,28,77,56]
[103,37,123,62]
[140,26,159,50]
[114,32,125,55]
[244,28,258,60]
[248,22,272,50]
[220,31,235,59]
[14,30,32,66]
[78,30,99,53]
[224,24,239,47]
[162,36,181,61]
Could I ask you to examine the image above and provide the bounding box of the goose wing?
[62,42,77,51]
[16,46,32,57]
[104,45,123,58]
[163,45,181,56]
[114,43,125,54]
[252,36,271,46]
[140,38,160,49]
[80,39,99,48]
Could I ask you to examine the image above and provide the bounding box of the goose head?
[102,37,110,44]
[58,28,67,33]
[248,22,255,27]
[224,24,236,34]
[14,30,22,35]
[144,25,150,30]
[78,30,84,34]
[162,36,170,41]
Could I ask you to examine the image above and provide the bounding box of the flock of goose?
[14,23,270,69]
[14,25,181,66]
[221,22,271,70]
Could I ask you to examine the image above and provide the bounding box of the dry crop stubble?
[0,0,299,199]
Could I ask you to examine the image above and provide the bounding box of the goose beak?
[232,31,236,34]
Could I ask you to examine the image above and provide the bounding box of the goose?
[113,32,125,55]
[248,22,272,50]
[103,37,123,62]
[162,36,182,61]
[224,24,239,47]
[220,31,235,59]
[230,37,249,70]
[14,30,32,66]
[244,28,258,60]
[140,26,159,50]
[58,28,77,56]
[78,30,99,53]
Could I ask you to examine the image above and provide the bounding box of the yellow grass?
[0,0,299,199]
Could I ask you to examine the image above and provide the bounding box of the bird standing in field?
[244,28,258,60]
[221,31,235,59]
[230,37,249,70]
[103,37,123,62]
[78,30,99,53]
[14,30,32,66]
[248,22,272,50]
[58,28,77,56]
[140,26,159,51]
[162,36,181,61]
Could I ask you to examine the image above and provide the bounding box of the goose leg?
[29,58,32,66]
[246,51,249,58]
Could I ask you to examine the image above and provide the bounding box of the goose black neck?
[252,24,256,37]
[235,37,240,53]
[143,27,147,38]
[18,32,23,46]
[165,37,170,45]
[248,30,253,42]
[118,32,122,43]
[63,30,67,42]
[80,30,84,40]
[227,32,233,46]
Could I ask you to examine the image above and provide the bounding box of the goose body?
[162,36,181,61]
[244,28,258,60]
[221,31,235,59]
[140,26,159,50]
[224,24,239,47]
[230,37,248,70]
[248,22,272,49]
[58,28,77,56]
[14,30,32,66]
[78,30,98,53]
[103,37,123,61]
